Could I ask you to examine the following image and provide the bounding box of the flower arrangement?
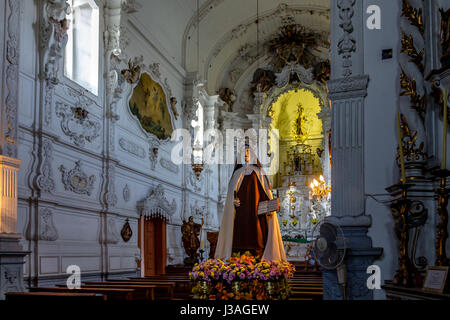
[189,252,295,300]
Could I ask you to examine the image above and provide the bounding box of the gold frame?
[422,266,448,293]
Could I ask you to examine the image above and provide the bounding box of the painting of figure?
[129,73,173,140]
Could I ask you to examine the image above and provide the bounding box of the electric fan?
[312,220,348,299]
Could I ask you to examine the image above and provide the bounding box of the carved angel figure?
[217,88,236,112]
[170,97,179,120]
[121,59,141,84]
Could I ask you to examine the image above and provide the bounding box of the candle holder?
[199,249,205,262]
[386,182,426,287]
[430,167,450,267]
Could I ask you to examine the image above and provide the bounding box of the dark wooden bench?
[29,286,135,301]
[80,282,158,300]
[126,278,191,298]
[5,291,102,301]
[85,281,174,299]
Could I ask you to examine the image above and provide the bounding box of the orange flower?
[244,292,253,300]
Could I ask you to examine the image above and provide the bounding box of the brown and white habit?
[214,149,286,262]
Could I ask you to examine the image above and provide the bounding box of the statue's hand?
[234,198,240,208]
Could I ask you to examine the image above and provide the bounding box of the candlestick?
[396,110,406,183]
[442,88,448,170]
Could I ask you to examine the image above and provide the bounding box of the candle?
[396,110,406,183]
[442,88,448,170]
[200,240,204,250]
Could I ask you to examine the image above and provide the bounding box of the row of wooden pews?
[5,270,192,301]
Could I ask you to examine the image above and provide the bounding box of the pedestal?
[322,227,383,300]
[0,234,29,300]
[0,155,28,300]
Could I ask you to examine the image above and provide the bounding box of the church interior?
[0,0,450,304]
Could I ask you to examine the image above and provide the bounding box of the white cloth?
[214,164,287,262]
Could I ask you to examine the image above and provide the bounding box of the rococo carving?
[160,158,179,174]
[59,160,96,196]
[268,24,319,72]
[40,0,71,85]
[119,137,146,159]
[55,102,101,147]
[121,58,141,84]
[148,138,160,170]
[3,0,21,158]
[137,184,177,222]
[36,138,56,193]
[337,0,356,77]
[104,164,118,208]
[105,217,120,244]
[38,208,58,241]
[123,184,130,202]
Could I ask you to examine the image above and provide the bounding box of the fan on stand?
[312,220,348,299]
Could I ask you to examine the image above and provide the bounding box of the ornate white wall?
[13,0,220,286]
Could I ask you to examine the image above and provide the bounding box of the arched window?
[64,0,99,95]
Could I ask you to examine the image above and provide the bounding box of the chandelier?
[309,175,331,201]
[191,0,204,180]
[192,144,203,179]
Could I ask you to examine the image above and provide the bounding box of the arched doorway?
[136,184,177,277]
[138,216,166,276]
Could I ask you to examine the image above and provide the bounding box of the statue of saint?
[215,144,287,261]
[181,216,202,265]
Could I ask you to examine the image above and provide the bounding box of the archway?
[136,184,176,276]
[265,86,331,241]
[138,216,166,276]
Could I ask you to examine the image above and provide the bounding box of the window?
[64,0,99,95]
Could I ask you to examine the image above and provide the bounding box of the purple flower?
[239,273,246,280]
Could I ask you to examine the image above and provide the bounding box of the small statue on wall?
[440,8,450,67]
[181,216,202,265]
[217,88,236,112]
[170,97,179,120]
[313,60,331,85]
[250,68,276,93]
[121,59,141,84]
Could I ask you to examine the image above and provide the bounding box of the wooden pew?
[5,291,101,301]
[84,281,174,300]
[29,287,135,301]
[80,282,158,300]
[126,278,191,298]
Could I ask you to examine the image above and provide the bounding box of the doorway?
[138,216,166,276]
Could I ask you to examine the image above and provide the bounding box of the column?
[0,0,28,300]
[324,0,382,300]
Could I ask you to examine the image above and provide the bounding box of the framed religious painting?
[422,266,449,293]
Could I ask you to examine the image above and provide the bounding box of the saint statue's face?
[244,147,250,163]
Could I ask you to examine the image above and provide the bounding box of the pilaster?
[324,0,383,300]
